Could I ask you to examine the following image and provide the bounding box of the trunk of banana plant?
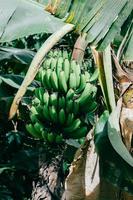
[32,150,64,200]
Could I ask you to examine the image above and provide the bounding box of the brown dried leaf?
[63,138,100,200]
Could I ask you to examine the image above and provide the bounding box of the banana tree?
[0,0,133,199]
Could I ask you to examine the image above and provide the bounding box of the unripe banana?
[64,118,81,133]
[58,108,66,125]
[66,113,74,126]
[49,106,58,123]
[58,96,65,109]
[32,97,40,106]
[45,69,52,89]
[59,71,68,93]
[30,113,38,123]
[43,91,49,106]
[47,132,55,143]
[26,124,40,138]
[63,50,69,60]
[53,49,59,57]
[75,65,81,87]
[56,57,63,77]
[30,106,38,115]
[85,71,90,82]
[43,104,51,121]
[43,58,52,69]
[63,59,70,81]
[73,101,79,115]
[58,50,63,57]
[66,99,73,113]
[55,134,63,144]
[40,70,46,85]
[90,68,99,82]
[50,58,57,70]
[67,126,88,139]
[41,129,48,142]
[77,83,97,106]
[49,93,58,107]
[34,122,44,138]
[69,72,77,90]
[36,105,43,114]
[75,74,86,94]
[66,88,75,100]
[50,70,58,91]
[35,87,44,102]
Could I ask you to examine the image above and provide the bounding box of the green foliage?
[0,0,65,43]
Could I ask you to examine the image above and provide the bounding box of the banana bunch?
[26,50,97,143]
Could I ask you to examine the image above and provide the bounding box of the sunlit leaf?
[0,0,65,43]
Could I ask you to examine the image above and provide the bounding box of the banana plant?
[0,0,133,198]
[7,0,132,119]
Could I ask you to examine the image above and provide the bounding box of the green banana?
[69,72,77,90]
[47,132,55,143]
[85,71,90,82]
[63,50,69,60]
[70,60,81,86]
[41,129,48,142]
[40,70,46,85]
[50,70,58,91]
[26,124,40,138]
[63,59,70,81]
[50,58,57,70]
[34,122,44,138]
[43,104,51,121]
[73,101,79,115]
[58,50,63,58]
[58,108,66,125]
[75,74,86,94]
[43,58,52,69]
[49,106,58,123]
[49,93,58,107]
[35,87,44,102]
[32,97,40,105]
[59,71,68,93]
[66,113,74,126]
[66,88,75,100]
[67,126,88,139]
[76,83,96,106]
[56,57,63,77]
[64,118,81,133]
[30,106,38,115]
[36,105,43,114]
[66,99,73,113]
[30,113,38,123]
[53,49,59,57]
[58,96,65,109]
[43,91,49,106]
[55,134,63,144]
[90,68,99,82]
[45,69,52,89]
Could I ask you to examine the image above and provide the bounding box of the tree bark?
[32,152,64,200]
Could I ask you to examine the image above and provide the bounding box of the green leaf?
[98,0,133,50]
[108,100,133,167]
[123,27,133,61]
[0,74,38,91]
[0,47,35,65]
[103,45,116,111]
[0,0,65,43]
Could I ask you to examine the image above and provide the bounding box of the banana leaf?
[0,0,65,43]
